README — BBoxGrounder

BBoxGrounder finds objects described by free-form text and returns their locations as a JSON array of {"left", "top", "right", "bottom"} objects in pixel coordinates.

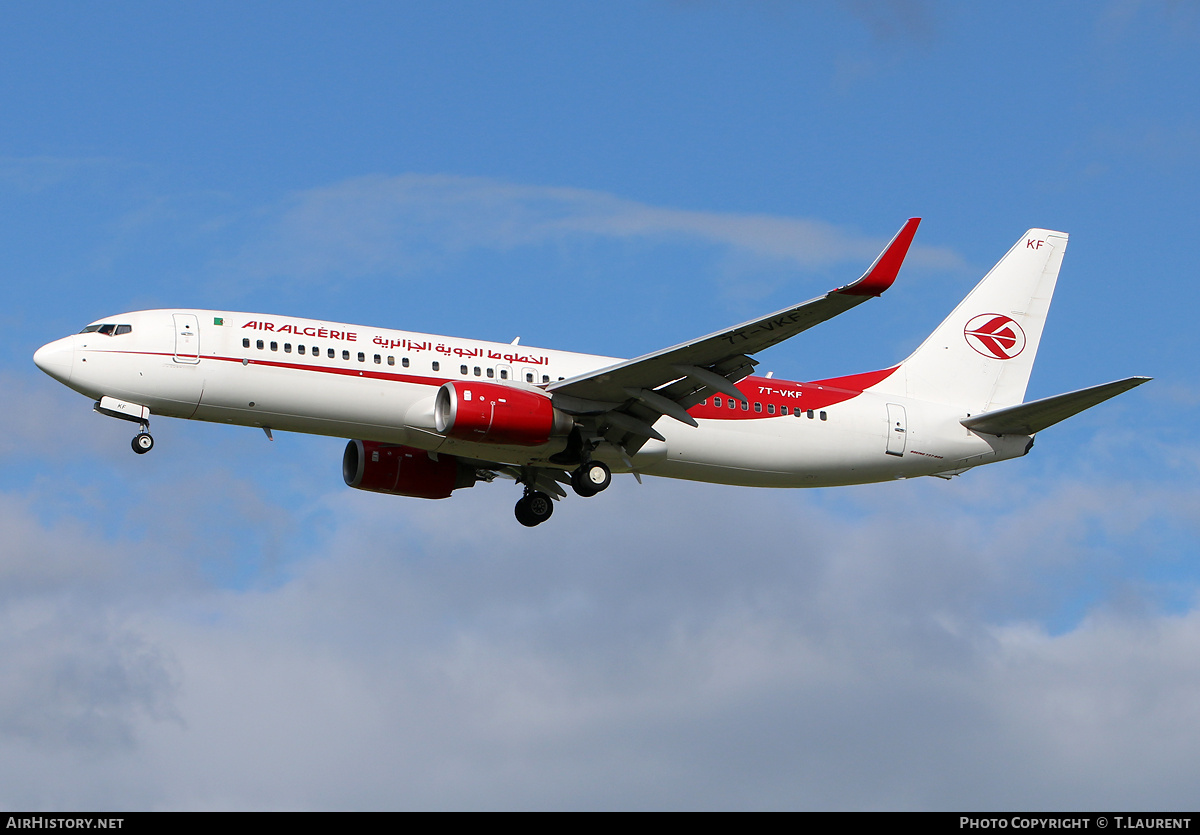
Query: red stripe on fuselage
[
  {"left": 99, "top": 349, "right": 453, "bottom": 388},
  {"left": 687, "top": 366, "right": 898, "bottom": 421}
]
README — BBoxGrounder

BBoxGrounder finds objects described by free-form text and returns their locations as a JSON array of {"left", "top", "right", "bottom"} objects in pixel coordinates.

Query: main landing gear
[
  {"left": 571, "top": 460, "right": 611, "bottom": 497},
  {"left": 515, "top": 489, "right": 554, "bottom": 527},
  {"left": 513, "top": 460, "right": 612, "bottom": 527}
]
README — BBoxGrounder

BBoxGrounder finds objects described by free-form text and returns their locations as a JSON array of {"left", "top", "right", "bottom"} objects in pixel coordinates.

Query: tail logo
[{"left": 964, "top": 314, "right": 1026, "bottom": 360}]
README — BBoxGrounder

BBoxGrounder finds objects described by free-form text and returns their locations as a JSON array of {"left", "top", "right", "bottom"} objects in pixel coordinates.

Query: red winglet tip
[{"left": 837, "top": 217, "right": 921, "bottom": 297}]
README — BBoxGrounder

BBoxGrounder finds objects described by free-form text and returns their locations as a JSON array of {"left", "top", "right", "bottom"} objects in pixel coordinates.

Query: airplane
[{"left": 33, "top": 219, "right": 1149, "bottom": 526}]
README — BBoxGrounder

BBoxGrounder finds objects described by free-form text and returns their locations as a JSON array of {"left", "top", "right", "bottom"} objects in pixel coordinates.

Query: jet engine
[
  {"left": 342, "top": 440, "right": 476, "bottom": 499},
  {"left": 434, "top": 381, "right": 573, "bottom": 446}
]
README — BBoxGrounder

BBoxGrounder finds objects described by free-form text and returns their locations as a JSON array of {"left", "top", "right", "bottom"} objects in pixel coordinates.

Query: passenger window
[
  {"left": 271, "top": 342, "right": 278, "bottom": 351},
  {"left": 387, "top": 356, "right": 395, "bottom": 366},
  {"left": 768, "top": 404, "right": 775, "bottom": 414},
  {"left": 432, "top": 361, "right": 440, "bottom": 371},
  {"left": 820, "top": 411, "right": 827, "bottom": 421},
  {"left": 342, "top": 350, "right": 350, "bottom": 360},
  {"left": 487, "top": 368, "right": 495, "bottom": 378},
  {"left": 402, "top": 357, "right": 410, "bottom": 368},
  {"left": 807, "top": 410, "right": 814, "bottom": 419},
  {"left": 257, "top": 340, "right": 264, "bottom": 350},
  {"left": 242, "top": 338, "right": 250, "bottom": 348},
  {"left": 525, "top": 373, "right": 533, "bottom": 383},
  {"left": 358, "top": 352, "right": 365, "bottom": 362},
  {"left": 741, "top": 401, "right": 749, "bottom": 411},
  {"left": 374, "top": 354, "right": 381, "bottom": 364},
  {"left": 542, "top": 375, "right": 549, "bottom": 384},
  {"left": 460, "top": 365, "right": 468, "bottom": 375},
  {"left": 500, "top": 369, "right": 508, "bottom": 379},
  {"left": 474, "top": 367, "right": 481, "bottom": 377},
  {"left": 327, "top": 348, "right": 335, "bottom": 359},
  {"left": 284, "top": 343, "right": 292, "bottom": 353},
  {"left": 298, "top": 345, "right": 306, "bottom": 355},
  {"left": 754, "top": 402, "right": 762, "bottom": 413},
  {"left": 780, "top": 405, "right": 789, "bottom": 415},
  {"left": 714, "top": 398, "right": 722, "bottom": 408}
]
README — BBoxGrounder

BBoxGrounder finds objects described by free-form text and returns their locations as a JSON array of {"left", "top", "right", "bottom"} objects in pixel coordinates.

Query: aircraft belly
[
  {"left": 650, "top": 418, "right": 878, "bottom": 486},
  {"left": 191, "top": 360, "right": 434, "bottom": 442},
  {"left": 651, "top": 408, "right": 1000, "bottom": 487}
]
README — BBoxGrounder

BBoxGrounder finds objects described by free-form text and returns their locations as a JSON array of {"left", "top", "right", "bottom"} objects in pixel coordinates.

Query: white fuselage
[{"left": 33, "top": 309, "right": 1031, "bottom": 487}]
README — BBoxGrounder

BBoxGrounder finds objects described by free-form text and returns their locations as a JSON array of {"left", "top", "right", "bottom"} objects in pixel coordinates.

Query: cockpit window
[{"left": 78, "top": 323, "right": 132, "bottom": 336}]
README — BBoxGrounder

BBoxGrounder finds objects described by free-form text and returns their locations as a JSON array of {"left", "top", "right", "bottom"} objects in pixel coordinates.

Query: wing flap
[{"left": 961, "top": 376, "right": 1151, "bottom": 436}]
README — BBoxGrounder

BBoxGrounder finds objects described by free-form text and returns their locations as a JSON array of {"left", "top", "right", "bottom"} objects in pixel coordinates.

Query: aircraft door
[
  {"left": 173, "top": 313, "right": 200, "bottom": 364},
  {"left": 886, "top": 403, "right": 907, "bottom": 457}
]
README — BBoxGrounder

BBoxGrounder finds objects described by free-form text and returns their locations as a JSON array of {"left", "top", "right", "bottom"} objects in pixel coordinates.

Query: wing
[{"left": 548, "top": 218, "right": 921, "bottom": 461}]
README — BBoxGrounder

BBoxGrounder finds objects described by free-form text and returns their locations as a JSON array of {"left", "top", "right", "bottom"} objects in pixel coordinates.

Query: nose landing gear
[
  {"left": 94, "top": 397, "right": 155, "bottom": 455},
  {"left": 131, "top": 428, "right": 154, "bottom": 454}
]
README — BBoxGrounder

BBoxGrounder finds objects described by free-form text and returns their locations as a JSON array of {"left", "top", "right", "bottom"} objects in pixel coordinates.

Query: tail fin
[{"left": 871, "top": 229, "right": 1067, "bottom": 413}]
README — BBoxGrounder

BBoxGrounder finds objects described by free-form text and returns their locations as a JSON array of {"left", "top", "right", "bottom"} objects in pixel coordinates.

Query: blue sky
[{"left": 2, "top": 1, "right": 1198, "bottom": 810}]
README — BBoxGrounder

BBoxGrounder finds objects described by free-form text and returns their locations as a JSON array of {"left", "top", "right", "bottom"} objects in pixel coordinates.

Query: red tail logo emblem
[{"left": 964, "top": 314, "right": 1026, "bottom": 360}]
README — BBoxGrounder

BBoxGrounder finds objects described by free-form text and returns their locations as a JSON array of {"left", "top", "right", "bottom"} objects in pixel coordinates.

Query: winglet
[{"left": 835, "top": 217, "right": 921, "bottom": 297}]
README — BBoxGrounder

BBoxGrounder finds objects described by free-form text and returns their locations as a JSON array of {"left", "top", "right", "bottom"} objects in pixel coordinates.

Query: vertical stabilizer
[{"left": 871, "top": 229, "right": 1067, "bottom": 413}]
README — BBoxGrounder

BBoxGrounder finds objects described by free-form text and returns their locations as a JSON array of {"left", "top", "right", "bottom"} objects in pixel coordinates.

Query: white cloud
[
  {"left": 233, "top": 174, "right": 961, "bottom": 282},
  {"left": 0, "top": 452, "right": 1197, "bottom": 809}
]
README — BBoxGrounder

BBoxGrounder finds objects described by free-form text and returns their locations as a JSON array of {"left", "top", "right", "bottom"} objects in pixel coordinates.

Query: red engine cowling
[
  {"left": 342, "top": 440, "right": 476, "bottom": 500},
  {"left": 434, "top": 381, "right": 572, "bottom": 446}
]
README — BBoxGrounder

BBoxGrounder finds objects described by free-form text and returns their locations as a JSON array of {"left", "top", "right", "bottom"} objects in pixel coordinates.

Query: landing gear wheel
[
  {"left": 515, "top": 491, "right": 554, "bottom": 527},
  {"left": 571, "top": 461, "right": 611, "bottom": 497},
  {"left": 132, "top": 433, "right": 154, "bottom": 454}
]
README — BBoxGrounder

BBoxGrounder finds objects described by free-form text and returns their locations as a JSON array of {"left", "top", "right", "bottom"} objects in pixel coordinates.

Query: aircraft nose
[{"left": 33, "top": 336, "right": 74, "bottom": 384}]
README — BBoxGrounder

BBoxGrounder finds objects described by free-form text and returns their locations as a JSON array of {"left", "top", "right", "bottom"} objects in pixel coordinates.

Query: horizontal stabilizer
[{"left": 961, "top": 376, "right": 1151, "bottom": 436}]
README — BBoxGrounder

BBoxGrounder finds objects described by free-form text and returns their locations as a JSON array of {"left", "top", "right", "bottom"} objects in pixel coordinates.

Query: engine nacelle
[
  {"left": 342, "top": 440, "right": 476, "bottom": 500},
  {"left": 434, "top": 381, "right": 573, "bottom": 446}
]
